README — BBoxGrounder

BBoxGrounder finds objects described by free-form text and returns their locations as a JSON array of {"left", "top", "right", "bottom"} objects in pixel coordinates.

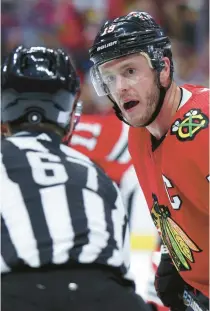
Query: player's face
[{"left": 99, "top": 53, "right": 160, "bottom": 127}]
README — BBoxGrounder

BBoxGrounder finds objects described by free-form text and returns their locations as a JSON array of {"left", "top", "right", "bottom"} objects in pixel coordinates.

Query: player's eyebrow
[{"left": 100, "top": 60, "right": 136, "bottom": 75}]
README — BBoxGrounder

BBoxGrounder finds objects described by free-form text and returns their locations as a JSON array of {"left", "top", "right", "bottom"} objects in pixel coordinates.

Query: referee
[{"left": 1, "top": 46, "right": 149, "bottom": 311}]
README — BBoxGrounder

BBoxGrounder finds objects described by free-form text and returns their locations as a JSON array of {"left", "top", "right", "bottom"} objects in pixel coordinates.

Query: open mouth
[{"left": 123, "top": 100, "right": 139, "bottom": 111}]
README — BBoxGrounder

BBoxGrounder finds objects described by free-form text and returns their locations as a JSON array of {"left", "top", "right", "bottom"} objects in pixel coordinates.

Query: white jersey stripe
[
  {"left": 107, "top": 183, "right": 125, "bottom": 267},
  {"left": 1, "top": 255, "right": 11, "bottom": 273},
  {"left": 79, "top": 189, "right": 109, "bottom": 263},
  {"left": 40, "top": 185, "right": 75, "bottom": 264},
  {"left": 1, "top": 162, "right": 40, "bottom": 268},
  {"left": 106, "top": 122, "right": 130, "bottom": 163}
]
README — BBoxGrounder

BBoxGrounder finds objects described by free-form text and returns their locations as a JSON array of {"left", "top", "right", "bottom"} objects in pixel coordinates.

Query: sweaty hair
[{"left": 8, "top": 120, "right": 65, "bottom": 137}]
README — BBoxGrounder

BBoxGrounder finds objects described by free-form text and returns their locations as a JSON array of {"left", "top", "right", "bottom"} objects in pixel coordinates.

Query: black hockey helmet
[
  {"left": 89, "top": 11, "right": 173, "bottom": 125},
  {"left": 1, "top": 45, "right": 81, "bottom": 134}
]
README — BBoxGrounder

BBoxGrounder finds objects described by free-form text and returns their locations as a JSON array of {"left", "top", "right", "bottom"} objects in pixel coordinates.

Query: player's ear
[{"left": 159, "top": 57, "right": 170, "bottom": 87}]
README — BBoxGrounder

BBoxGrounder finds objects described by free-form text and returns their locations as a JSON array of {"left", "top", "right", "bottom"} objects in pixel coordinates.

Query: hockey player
[{"left": 89, "top": 11, "right": 209, "bottom": 311}]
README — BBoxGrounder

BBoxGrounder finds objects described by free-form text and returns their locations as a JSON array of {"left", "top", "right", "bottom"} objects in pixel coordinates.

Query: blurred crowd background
[{"left": 2, "top": 0, "right": 209, "bottom": 113}]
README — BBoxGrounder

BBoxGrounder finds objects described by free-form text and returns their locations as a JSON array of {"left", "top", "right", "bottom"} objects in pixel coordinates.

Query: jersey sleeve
[{"left": 71, "top": 114, "right": 132, "bottom": 184}]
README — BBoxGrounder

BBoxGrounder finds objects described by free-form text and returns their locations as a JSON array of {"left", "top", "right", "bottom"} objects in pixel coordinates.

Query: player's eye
[{"left": 127, "top": 68, "right": 136, "bottom": 75}]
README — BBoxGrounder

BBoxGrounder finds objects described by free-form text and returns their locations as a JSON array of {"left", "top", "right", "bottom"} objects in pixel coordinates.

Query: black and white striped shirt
[{"left": 1, "top": 131, "right": 133, "bottom": 281}]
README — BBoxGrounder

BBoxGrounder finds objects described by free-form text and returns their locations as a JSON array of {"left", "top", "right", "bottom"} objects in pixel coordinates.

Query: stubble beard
[{"left": 128, "top": 83, "right": 160, "bottom": 127}]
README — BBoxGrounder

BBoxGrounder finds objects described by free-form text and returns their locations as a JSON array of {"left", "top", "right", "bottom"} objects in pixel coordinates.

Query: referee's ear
[{"left": 1, "top": 123, "right": 11, "bottom": 137}]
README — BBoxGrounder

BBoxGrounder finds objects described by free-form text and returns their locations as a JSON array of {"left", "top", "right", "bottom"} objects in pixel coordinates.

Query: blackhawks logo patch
[
  {"left": 171, "top": 109, "right": 209, "bottom": 141},
  {"left": 151, "top": 194, "right": 201, "bottom": 272}
]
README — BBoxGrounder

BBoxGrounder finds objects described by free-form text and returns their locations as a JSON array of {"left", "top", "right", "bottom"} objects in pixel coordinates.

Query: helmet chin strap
[
  {"left": 108, "top": 73, "right": 172, "bottom": 128},
  {"left": 142, "top": 75, "right": 172, "bottom": 127}
]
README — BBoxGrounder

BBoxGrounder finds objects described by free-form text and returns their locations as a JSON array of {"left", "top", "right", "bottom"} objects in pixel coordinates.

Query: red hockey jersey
[
  {"left": 70, "top": 112, "right": 132, "bottom": 184},
  {"left": 128, "top": 85, "right": 209, "bottom": 297}
]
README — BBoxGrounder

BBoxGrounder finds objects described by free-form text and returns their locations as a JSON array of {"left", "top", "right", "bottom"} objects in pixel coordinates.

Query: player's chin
[
  {"left": 123, "top": 107, "right": 150, "bottom": 127},
  {"left": 125, "top": 115, "right": 147, "bottom": 127}
]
